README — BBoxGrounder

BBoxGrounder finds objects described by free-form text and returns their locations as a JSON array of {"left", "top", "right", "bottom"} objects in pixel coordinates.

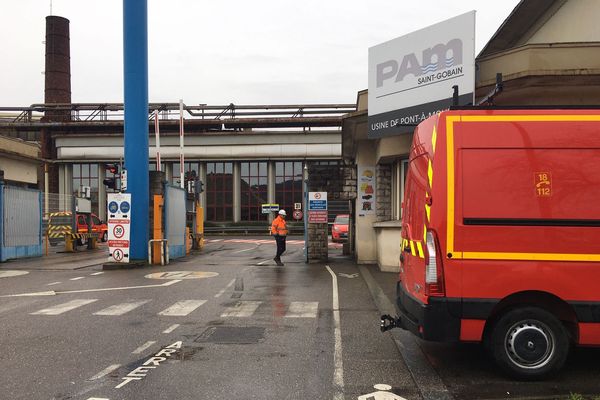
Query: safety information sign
[
  {"left": 308, "top": 192, "right": 328, "bottom": 223},
  {"left": 107, "top": 193, "right": 131, "bottom": 263}
]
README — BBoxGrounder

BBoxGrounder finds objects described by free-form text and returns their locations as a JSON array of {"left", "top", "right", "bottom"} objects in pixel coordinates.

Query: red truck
[{"left": 382, "top": 108, "right": 600, "bottom": 379}]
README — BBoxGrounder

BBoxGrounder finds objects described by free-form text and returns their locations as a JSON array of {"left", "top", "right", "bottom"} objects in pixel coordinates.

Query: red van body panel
[{"left": 398, "top": 109, "right": 600, "bottom": 346}]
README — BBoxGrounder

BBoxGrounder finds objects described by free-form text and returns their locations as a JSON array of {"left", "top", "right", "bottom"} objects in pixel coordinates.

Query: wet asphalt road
[
  {"left": 0, "top": 236, "right": 416, "bottom": 400},
  {"left": 2, "top": 236, "right": 599, "bottom": 400}
]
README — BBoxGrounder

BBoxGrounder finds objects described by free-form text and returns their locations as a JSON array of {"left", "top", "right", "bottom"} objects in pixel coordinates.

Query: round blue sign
[
  {"left": 108, "top": 201, "right": 119, "bottom": 213},
  {"left": 120, "top": 201, "right": 131, "bottom": 214}
]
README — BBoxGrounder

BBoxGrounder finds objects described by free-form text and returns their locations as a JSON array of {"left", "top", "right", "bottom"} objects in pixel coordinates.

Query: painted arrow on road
[{"left": 338, "top": 273, "right": 359, "bottom": 279}]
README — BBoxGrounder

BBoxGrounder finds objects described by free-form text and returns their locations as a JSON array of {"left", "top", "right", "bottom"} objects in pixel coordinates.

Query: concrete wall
[
  {"left": 375, "top": 222, "right": 402, "bottom": 272},
  {"left": 525, "top": 0, "right": 600, "bottom": 44},
  {"left": 354, "top": 140, "right": 377, "bottom": 264},
  {"left": 0, "top": 157, "right": 38, "bottom": 184}
]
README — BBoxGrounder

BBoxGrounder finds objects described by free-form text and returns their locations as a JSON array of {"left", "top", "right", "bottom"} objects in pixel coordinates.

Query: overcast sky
[{"left": 1, "top": 0, "right": 520, "bottom": 107}]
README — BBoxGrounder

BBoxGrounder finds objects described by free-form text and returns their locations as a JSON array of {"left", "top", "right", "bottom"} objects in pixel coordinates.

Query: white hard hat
[{"left": 278, "top": 209, "right": 287, "bottom": 216}]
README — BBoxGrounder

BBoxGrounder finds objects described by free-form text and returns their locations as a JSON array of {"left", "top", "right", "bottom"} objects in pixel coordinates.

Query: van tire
[
  {"left": 101, "top": 232, "right": 108, "bottom": 242},
  {"left": 489, "top": 307, "right": 569, "bottom": 380}
]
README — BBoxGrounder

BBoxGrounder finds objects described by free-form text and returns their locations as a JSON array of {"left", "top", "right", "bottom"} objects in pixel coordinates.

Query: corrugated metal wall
[
  {"left": 0, "top": 184, "right": 42, "bottom": 261},
  {"left": 165, "top": 185, "right": 186, "bottom": 259}
]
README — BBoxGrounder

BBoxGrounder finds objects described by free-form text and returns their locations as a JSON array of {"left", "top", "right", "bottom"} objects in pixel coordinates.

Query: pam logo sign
[
  {"left": 368, "top": 11, "right": 475, "bottom": 138},
  {"left": 376, "top": 38, "right": 463, "bottom": 87}
]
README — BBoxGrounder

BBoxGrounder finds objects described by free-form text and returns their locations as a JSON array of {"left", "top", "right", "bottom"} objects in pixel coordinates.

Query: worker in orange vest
[{"left": 271, "top": 209, "right": 288, "bottom": 266}]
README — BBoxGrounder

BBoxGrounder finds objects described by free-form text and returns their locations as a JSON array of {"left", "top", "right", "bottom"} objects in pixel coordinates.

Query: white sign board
[
  {"left": 358, "top": 166, "right": 376, "bottom": 216},
  {"left": 107, "top": 193, "right": 131, "bottom": 263},
  {"left": 368, "top": 11, "right": 475, "bottom": 138},
  {"left": 308, "top": 192, "right": 328, "bottom": 223}
]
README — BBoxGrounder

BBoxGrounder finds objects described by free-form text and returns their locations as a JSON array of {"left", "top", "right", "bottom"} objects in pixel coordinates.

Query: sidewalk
[{"left": 0, "top": 246, "right": 109, "bottom": 271}]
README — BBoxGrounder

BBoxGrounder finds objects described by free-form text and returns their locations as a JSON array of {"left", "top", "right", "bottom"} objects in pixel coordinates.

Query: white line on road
[
  {"left": 233, "top": 247, "right": 256, "bottom": 254},
  {"left": 90, "top": 272, "right": 104, "bottom": 276},
  {"left": 70, "top": 277, "right": 85, "bottom": 281},
  {"left": 256, "top": 259, "right": 270, "bottom": 266},
  {"left": 87, "top": 397, "right": 110, "bottom": 400},
  {"left": 163, "top": 324, "right": 180, "bottom": 333},
  {"left": 89, "top": 364, "right": 120, "bottom": 381},
  {"left": 285, "top": 301, "right": 319, "bottom": 318},
  {"left": 325, "top": 265, "right": 344, "bottom": 400},
  {"left": 158, "top": 300, "right": 207, "bottom": 316},
  {"left": 214, "top": 279, "right": 236, "bottom": 298},
  {"left": 1, "top": 280, "right": 182, "bottom": 298},
  {"left": 47, "top": 282, "right": 62, "bottom": 286},
  {"left": 31, "top": 299, "right": 98, "bottom": 315},
  {"left": 131, "top": 341, "right": 156, "bottom": 354},
  {"left": 221, "top": 301, "right": 262, "bottom": 317},
  {"left": 94, "top": 300, "right": 150, "bottom": 316}
]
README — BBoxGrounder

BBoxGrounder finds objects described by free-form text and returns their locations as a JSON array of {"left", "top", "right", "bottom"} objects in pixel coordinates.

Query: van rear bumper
[{"left": 396, "top": 281, "right": 461, "bottom": 342}]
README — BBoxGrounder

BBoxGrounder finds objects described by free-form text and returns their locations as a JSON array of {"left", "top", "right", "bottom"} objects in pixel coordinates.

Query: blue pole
[{"left": 123, "top": 0, "right": 149, "bottom": 260}]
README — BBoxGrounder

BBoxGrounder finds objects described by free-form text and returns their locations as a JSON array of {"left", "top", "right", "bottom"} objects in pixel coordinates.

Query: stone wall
[
  {"left": 306, "top": 161, "right": 357, "bottom": 262},
  {"left": 376, "top": 164, "right": 392, "bottom": 222}
]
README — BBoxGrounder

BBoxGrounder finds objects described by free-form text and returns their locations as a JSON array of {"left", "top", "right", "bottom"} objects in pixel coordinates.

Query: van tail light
[{"left": 425, "top": 230, "right": 445, "bottom": 297}]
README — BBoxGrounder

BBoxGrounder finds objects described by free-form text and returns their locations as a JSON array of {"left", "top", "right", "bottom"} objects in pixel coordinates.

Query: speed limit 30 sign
[{"left": 107, "top": 193, "right": 131, "bottom": 263}]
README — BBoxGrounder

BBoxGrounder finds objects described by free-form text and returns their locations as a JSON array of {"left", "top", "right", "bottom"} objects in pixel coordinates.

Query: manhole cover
[{"left": 195, "top": 326, "right": 265, "bottom": 344}]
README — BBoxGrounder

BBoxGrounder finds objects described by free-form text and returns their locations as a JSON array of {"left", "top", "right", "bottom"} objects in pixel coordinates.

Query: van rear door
[{"left": 401, "top": 128, "right": 430, "bottom": 304}]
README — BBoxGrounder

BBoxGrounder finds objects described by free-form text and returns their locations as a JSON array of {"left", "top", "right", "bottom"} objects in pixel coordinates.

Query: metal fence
[
  {"left": 0, "top": 183, "right": 42, "bottom": 261},
  {"left": 165, "top": 185, "right": 186, "bottom": 259}
]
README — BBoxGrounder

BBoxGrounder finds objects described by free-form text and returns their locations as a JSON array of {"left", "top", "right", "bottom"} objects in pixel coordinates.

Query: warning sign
[{"left": 108, "top": 193, "right": 131, "bottom": 263}]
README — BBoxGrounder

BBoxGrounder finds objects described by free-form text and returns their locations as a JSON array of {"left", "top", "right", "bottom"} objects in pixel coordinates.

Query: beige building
[
  {"left": 0, "top": 134, "right": 41, "bottom": 187},
  {"left": 343, "top": 0, "right": 600, "bottom": 271}
]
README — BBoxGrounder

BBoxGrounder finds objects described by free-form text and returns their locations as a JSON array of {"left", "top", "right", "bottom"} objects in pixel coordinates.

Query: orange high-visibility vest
[{"left": 271, "top": 215, "right": 288, "bottom": 236}]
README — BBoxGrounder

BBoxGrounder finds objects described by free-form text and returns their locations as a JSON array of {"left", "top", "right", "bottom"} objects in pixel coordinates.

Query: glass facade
[
  {"left": 206, "top": 162, "right": 233, "bottom": 221},
  {"left": 72, "top": 163, "right": 99, "bottom": 212},
  {"left": 275, "top": 161, "right": 303, "bottom": 215},
  {"left": 240, "top": 161, "right": 268, "bottom": 221}
]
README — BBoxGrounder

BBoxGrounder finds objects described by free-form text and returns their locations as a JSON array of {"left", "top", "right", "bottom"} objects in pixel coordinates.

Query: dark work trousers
[{"left": 275, "top": 235, "right": 287, "bottom": 258}]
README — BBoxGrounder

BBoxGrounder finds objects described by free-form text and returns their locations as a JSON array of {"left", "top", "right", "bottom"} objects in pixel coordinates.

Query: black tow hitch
[{"left": 380, "top": 314, "right": 402, "bottom": 332}]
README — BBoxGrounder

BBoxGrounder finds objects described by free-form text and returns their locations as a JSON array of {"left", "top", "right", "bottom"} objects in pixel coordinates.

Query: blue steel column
[{"left": 123, "top": 0, "right": 149, "bottom": 260}]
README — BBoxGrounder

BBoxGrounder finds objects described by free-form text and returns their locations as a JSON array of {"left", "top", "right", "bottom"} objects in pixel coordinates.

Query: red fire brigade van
[{"left": 382, "top": 108, "right": 600, "bottom": 379}]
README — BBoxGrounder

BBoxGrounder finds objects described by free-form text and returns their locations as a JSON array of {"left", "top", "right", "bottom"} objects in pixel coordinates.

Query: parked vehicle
[
  {"left": 76, "top": 213, "right": 108, "bottom": 242},
  {"left": 381, "top": 108, "right": 600, "bottom": 379},
  {"left": 332, "top": 214, "right": 349, "bottom": 242}
]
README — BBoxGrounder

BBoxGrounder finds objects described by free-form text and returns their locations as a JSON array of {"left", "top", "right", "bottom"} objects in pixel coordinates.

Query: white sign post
[
  {"left": 368, "top": 11, "right": 475, "bottom": 138},
  {"left": 107, "top": 193, "right": 131, "bottom": 263},
  {"left": 308, "top": 192, "right": 328, "bottom": 223}
]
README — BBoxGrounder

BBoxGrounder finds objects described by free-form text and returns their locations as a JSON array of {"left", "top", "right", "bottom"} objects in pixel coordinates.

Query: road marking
[
  {"left": 47, "top": 282, "right": 62, "bottom": 286},
  {"left": 162, "top": 324, "right": 180, "bottom": 333},
  {"left": 1, "top": 280, "right": 182, "bottom": 297},
  {"left": 158, "top": 300, "right": 207, "bottom": 316},
  {"left": 31, "top": 299, "right": 98, "bottom": 315},
  {"left": 338, "top": 273, "right": 359, "bottom": 279},
  {"left": 214, "top": 279, "right": 236, "bottom": 298},
  {"left": 132, "top": 340, "right": 157, "bottom": 354},
  {"left": 285, "top": 301, "right": 319, "bottom": 318},
  {"left": 90, "top": 272, "right": 104, "bottom": 276},
  {"left": 94, "top": 300, "right": 150, "bottom": 316},
  {"left": 325, "top": 265, "right": 344, "bottom": 400},
  {"left": 89, "top": 364, "right": 120, "bottom": 381},
  {"left": 87, "top": 397, "right": 110, "bottom": 400},
  {"left": 233, "top": 247, "right": 256, "bottom": 254},
  {"left": 256, "top": 259, "right": 270, "bottom": 266},
  {"left": 0, "top": 270, "right": 29, "bottom": 279},
  {"left": 70, "top": 277, "right": 85, "bottom": 281},
  {"left": 145, "top": 271, "right": 218, "bottom": 280},
  {"left": 221, "top": 301, "right": 262, "bottom": 317},
  {"left": 116, "top": 341, "right": 182, "bottom": 389}
]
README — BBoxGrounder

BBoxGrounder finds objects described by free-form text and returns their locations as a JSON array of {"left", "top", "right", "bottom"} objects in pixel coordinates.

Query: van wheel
[
  {"left": 101, "top": 232, "right": 108, "bottom": 242},
  {"left": 78, "top": 237, "right": 88, "bottom": 246},
  {"left": 489, "top": 307, "right": 569, "bottom": 380}
]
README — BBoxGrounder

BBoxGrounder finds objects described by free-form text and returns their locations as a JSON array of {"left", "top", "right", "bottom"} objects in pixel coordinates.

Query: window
[
  {"left": 240, "top": 162, "right": 268, "bottom": 221},
  {"left": 206, "top": 162, "right": 233, "bottom": 221},
  {"left": 275, "top": 161, "right": 303, "bottom": 215},
  {"left": 172, "top": 162, "right": 200, "bottom": 186},
  {"left": 392, "top": 159, "right": 409, "bottom": 220},
  {"left": 73, "top": 163, "right": 99, "bottom": 213}
]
